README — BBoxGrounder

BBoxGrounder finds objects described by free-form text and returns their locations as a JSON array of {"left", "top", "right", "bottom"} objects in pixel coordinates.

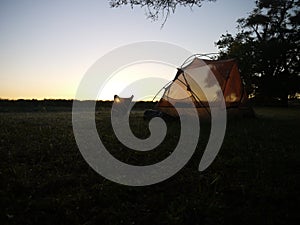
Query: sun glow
[{"left": 97, "top": 62, "right": 176, "bottom": 101}]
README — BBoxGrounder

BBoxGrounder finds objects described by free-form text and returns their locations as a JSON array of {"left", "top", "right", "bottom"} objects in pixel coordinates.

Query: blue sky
[{"left": 0, "top": 0, "right": 256, "bottom": 100}]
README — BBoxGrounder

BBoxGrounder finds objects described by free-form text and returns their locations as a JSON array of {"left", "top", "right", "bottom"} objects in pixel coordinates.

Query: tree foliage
[
  {"left": 216, "top": 0, "right": 300, "bottom": 105},
  {"left": 109, "top": 0, "right": 215, "bottom": 26}
]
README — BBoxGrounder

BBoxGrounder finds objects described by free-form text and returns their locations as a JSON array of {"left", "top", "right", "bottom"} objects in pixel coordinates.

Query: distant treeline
[
  {"left": 0, "top": 99, "right": 156, "bottom": 112},
  {"left": 1, "top": 98, "right": 299, "bottom": 113}
]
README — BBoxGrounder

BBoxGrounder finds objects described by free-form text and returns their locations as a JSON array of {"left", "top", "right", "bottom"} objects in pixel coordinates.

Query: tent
[{"left": 145, "top": 55, "right": 254, "bottom": 120}]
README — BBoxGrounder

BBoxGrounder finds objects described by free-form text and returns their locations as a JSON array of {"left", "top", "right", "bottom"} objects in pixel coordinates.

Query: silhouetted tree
[
  {"left": 216, "top": 0, "right": 300, "bottom": 106},
  {"left": 109, "top": 0, "right": 216, "bottom": 26}
]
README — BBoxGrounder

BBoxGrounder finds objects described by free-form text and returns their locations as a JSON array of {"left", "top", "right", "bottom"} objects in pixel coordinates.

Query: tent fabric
[{"left": 155, "top": 57, "right": 252, "bottom": 118}]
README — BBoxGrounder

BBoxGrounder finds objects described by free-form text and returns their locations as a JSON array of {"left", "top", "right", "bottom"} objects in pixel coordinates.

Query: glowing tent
[{"left": 146, "top": 55, "right": 253, "bottom": 119}]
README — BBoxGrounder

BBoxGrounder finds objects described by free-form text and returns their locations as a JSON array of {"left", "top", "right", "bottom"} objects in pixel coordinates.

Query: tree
[
  {"left": 216, "top": 0, "right": 300, "bottom": 106},
  {"left": 109, "top": 0, "right": 216, "bottom": 26}
]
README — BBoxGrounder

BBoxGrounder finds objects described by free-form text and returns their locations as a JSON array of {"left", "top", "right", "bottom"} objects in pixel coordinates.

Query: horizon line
[{"left": 0, "top": 98, "right": 157, "bottom": 102}]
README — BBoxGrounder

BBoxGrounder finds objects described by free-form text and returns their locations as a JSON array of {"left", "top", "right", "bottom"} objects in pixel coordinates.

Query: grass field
[{"left": 0, "top": 106, "right": 299, "bottom": 225}]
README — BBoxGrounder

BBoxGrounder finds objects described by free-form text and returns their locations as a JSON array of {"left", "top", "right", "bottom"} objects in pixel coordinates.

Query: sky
[{"left": 0, "top": 0, "right": 256, "bottom": 100}]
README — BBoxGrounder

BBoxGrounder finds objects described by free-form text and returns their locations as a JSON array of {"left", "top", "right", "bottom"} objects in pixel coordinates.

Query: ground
[{"left": 0, "top": 106, "right": 299, "bottom": 225}]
